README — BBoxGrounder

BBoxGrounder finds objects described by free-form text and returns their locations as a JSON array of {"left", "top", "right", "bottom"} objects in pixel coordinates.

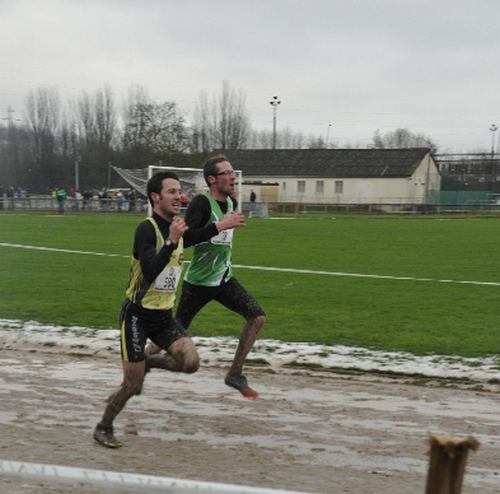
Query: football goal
[{"left": 112, "top": 165, "right": 242, "bottom": 216}]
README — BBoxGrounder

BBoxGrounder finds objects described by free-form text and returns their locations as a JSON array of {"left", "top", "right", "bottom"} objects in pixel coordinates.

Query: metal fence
[
  {"left": 3, "top": 194, "right": 500, "bottom": 216},
  {"left": 0, "top": 195, "right": 148, "bottom": 213}
]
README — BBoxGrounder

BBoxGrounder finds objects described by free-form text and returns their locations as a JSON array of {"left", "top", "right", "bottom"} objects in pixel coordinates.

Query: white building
[{"left": 221, "top": 148, "right": 441, "bottom": 209}]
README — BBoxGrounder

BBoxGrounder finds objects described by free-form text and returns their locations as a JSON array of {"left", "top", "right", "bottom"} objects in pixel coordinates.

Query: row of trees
[{"left": 0, "top": 80, "right": 439, "bottom": 194}]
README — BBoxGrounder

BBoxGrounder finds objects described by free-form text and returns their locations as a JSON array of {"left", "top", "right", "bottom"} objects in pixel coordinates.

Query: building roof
[{"left": 217, "top": 148, "right": 432, "bottom": 179}]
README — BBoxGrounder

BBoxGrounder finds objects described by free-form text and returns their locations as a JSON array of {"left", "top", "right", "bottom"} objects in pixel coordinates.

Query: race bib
[
  {"left": 154, "top": 266, "right": 182, "bottom": 292},
  {"left": 211, "top": 228, "right": 233, "bottom": 246}
]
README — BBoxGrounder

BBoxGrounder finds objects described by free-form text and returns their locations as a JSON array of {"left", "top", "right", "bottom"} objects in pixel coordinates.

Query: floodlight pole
[
  {"left": 74, "top": 157, "right": 81, "bottom": 192},
  {"left": 490, "top": 125, "right": 497, "bottom": 194},
  {"left": 490, "top": 124, "right": 497, "bottom": 160},
  {"left": 106, "top": 162, "right": 111, "bottom": 225},
  {"left": 270, "top": 96, "right": 281, "bottom": 149}
]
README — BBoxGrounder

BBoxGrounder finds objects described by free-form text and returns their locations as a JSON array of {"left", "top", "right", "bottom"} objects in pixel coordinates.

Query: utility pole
[{"left": 270, "top": 96, "right": 280, "bottom": 149}]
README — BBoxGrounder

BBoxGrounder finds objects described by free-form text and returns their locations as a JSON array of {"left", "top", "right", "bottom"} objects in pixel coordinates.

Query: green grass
[{"left": 1, "top": 211, "right": 500, "bottom": 358}]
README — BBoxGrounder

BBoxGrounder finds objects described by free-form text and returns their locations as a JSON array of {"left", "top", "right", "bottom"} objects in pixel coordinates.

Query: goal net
[{"left": 111, "top": 165, "right": 242, "bottom": 216}]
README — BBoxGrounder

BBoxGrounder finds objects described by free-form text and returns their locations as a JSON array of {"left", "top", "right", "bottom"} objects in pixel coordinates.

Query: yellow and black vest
[{"left": 125, "top": 217, "right": 183, "bottom": 310}]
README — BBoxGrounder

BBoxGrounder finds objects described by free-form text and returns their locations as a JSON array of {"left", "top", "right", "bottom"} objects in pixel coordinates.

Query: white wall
[{"left": 243, "top": 154, "right": 441, "bottom": 204}]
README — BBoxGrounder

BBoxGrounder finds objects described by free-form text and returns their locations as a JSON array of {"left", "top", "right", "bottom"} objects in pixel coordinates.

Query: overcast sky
[{"left": 2, "top": 0, "right": 500, "bottom": 153}]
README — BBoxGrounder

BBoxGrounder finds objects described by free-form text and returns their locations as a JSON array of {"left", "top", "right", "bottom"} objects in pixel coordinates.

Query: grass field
[{"left": 1, "top": 211, "right": 500, "bottom": 358}]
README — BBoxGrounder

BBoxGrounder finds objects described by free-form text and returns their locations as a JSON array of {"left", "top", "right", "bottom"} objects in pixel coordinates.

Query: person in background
[
  {"left": 249, "top": 189, "right": 256, "bottom": 217},
  {"left": 70, "top": 188, "right": 79, "bottom": 212},
  {"left": 116, "top": 190, "right": 125, "bottom": 212},
  {"left": 7, "top": 187, "right": 15, "bottom": 210},
  {"left": 93, "top": 171, "right": 199, "bottom": 449},
  {"left": 82, "top": 190, "right": 92, "bottom": 211},
  {"left": 128, "top": 189, "right": 137, "bottom": 212},
  {"left": 56, "top": 187, "right": 67, "bottom": 215}
]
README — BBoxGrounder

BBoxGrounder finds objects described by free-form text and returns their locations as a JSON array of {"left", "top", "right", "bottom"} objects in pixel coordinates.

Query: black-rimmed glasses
[{"left": 215, "top": 170, "right": 235, "bottom": 177}]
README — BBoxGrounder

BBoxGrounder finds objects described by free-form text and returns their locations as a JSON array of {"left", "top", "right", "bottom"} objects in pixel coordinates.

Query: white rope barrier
[{"left": 0, "top": 459, "right": 317, "bottom": 494}]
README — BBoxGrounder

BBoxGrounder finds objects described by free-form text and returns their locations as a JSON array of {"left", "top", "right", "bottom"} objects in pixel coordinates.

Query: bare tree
[
  {"left": 123, "top": 94, "right": 189, "bottom": 164},
  {"left": 216, "top": 80, "right": 250, "bottom": 149},
  {"left": 191, "top": 81, "right": 251, "bottom": 151},
  {"left": 122, "top": 84, "right": 150, "bottom": 151},
  {"left": 72, "top": 86, "right": 117, "bottom": 187},
  {"left": 247, "top": 127, "right": 308, "bottom": 149},
  {"left": 372, "top": 128, "right": 438, "bottom": 153},
  {"left": 77, "top": 85, "right": 116, "bottom": 150},
  {"left": 308, "top": 135, "right": 326, "bottom": 149},
  {"left": 248, "top": 129, "right": 273, "bottom": 149},
  {"left": 190, "top": 90, "right": 214, "bottom": 153},
  {"left": 25, "top": 86, "right": 62, "bottom": 190},
  {"left": 0, "top": 118, "right": 31, "bottom": 190}
]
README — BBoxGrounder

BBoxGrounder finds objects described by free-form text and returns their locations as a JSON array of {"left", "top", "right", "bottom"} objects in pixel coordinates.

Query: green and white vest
[{"left": 184, "top": 193, "right": 233, "bottom": 287}]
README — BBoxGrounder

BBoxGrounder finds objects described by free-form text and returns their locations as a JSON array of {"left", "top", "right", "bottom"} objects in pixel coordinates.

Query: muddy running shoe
[
  {"left": 224, "top": 374, "right": 259, "bottom": 399},
  {"left": 93, "top": 423, "right": 123, "bottom": 449}
]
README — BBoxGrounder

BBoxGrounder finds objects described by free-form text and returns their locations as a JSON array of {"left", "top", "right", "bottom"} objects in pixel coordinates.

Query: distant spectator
[
  {"left": 75, "top": 190, "right": 82, "bottom": 210},
  {"left": 249, "top": 189, "right": 256, "bottom": 217},
  {"left": 82, "top": 190, "right": 92, "bottom": 211},
  {"left": 128, "top": 189, "right": 136, "bottom": 212},
  {"left": 180, "top": 192, "right": 189, "bottom": 210},
  {"left": 0, "top": 185, "right": 4, "bottom": 210},
  {"left": 70, "top": 188, "right": 79, "bottom": 212},
  {"left": 116, "top": 190, "right": 125, "bottom": 212},
  {"left": 7, "top": 186, "right": 15, "bottom": 210},
  {"left": 99, "top": 189, "right": 109, "bottom": 212},
  {"left": 56, "top": 187, "right": 67, "bottom": 215}
]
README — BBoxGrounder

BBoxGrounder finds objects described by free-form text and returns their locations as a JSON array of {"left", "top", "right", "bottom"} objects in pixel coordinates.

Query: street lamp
[
  {"left": 491, "top": 125, "right": 498, "bottom": 193},
  {"left": 490, "top": 124, "right": 497, "bottom": 159},
  {"left": 326, "top": 121, "right": 332, "bottom": 148},
  {"left": 270, "top": 96, "right": 280, "bottom": 149},
  {"left": 75, "top": 157, "right": 81, "bottom": 192}
]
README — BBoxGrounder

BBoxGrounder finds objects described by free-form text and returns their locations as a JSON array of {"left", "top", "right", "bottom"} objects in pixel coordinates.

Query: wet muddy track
[{"left": 1, "top": 350, "right": 499, "bottom": 494}]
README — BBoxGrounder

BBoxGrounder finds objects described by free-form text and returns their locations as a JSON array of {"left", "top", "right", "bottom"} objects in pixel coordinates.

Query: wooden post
[{"left": 426, "top": 433, "right": 479, "bottom": 494}]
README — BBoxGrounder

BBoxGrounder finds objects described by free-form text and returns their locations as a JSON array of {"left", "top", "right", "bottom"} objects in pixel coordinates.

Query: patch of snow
[{"left": 0, "top": 318, "right": 499, "bottom": 382}]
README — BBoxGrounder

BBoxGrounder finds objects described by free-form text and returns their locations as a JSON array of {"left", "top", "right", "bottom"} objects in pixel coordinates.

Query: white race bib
[
  {"left": 154, "top": 266, "right": 182, "bottom": 292},
  {"left": 211, "top": 228, "right": 233, "bottom": 246}
]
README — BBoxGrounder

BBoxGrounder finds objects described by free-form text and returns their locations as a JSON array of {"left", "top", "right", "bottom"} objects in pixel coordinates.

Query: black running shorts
[
  {"left": 119, "top": 299, "right": 189, "bottom": 362},
  {"left": 176, "top": 277, "right": 266, "bottom": 330}
]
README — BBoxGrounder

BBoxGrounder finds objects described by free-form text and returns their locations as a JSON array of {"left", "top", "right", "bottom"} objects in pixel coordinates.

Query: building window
[
  {"left": 334, "top": 180, "right": 343, "bottom": 194},
  {"left": 282, "top": 182, "right": 287, "bottom": 190},
  {"left": 316, "top": 181, "right": 324, "bottom": 193},
  {"left": 297, "top": 181, "right": 306, "bottom": 193}
]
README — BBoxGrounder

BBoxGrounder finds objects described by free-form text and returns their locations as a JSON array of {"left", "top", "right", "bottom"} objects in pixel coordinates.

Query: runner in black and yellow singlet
[{"left": 93, "top": 171, "right": 199, "bottom": 449}]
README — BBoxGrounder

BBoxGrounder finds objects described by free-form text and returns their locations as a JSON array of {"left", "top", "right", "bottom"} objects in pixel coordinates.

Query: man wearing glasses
[{"left": 147, "top": 154, "right": 266, "bottom": 398}]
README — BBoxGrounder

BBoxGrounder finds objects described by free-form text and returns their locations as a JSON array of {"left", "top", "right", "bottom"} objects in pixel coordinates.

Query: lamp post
[
  {"left": 270, "top": 96, "right": 280, "bottom": 149},
  {"left": 491, "top": 125, "right": 498, "bottom": 194},
  {"left": 326, "top": 121, "right": 332, "bottom": 148},
  {"left": 490, "top": 124, "right": 497, "bottom": 159},
  {"left": 75, "top": 157, "right": 81, "bottom": 192}
]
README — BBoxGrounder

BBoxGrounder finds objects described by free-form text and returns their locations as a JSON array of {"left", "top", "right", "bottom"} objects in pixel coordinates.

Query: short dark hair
[
  {"left": 203, "top": 154, "right": 229, "bottom": 186},
  {"left": 147, "top": 171, "right": 180, "bottom": 207}
]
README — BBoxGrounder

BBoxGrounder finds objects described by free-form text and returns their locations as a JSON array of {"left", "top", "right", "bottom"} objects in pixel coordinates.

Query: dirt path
[{"left": 0, "top": 349, "right": 499, "bottom": 494}]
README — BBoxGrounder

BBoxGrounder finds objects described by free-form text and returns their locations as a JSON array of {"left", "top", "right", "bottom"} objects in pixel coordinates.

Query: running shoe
[
  {"left": 224, "top": 374, "right": 259, "bottom": 399},
  {"left": 93, "top": 423, "right": 123, "bottom": 448}
]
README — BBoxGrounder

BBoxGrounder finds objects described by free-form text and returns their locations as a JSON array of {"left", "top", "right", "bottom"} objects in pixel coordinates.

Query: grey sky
[{"left": 2, "top": 0, "right": 500, "bottom": 152}]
